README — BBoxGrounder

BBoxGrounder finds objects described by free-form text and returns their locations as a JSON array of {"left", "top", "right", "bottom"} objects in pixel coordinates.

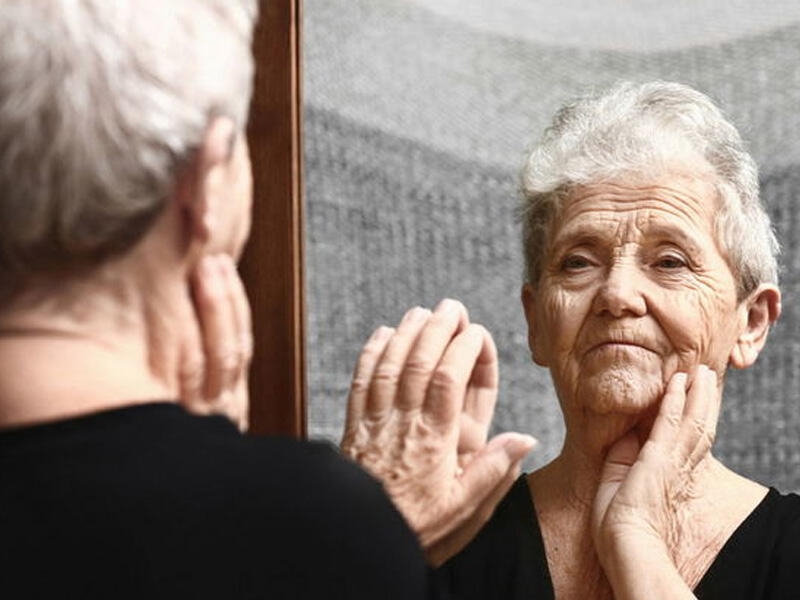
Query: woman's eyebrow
[
  {"left": 551, "top": 221, "right": 706, "bottom": 254},
  {"left": 549, "top": 227, "right": 607, "bottom": 253},
  {"left": 644, "top": 223, "right": 705, "bottom": 253}
]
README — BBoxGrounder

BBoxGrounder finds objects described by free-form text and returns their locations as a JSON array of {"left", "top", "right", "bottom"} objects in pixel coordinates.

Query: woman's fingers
[
  {"left": 341, "top": 301, "right": 540, "bottom": 556},
  {"left": 179, "top": 254, "right": 252, "bottom": 429},
  {"left": 458, "top": 433, "right": 536, "bottom": 502},
  {"left": 178, "top": 310, "right": 205, "bottom": 408},
  {"left": 593, "top": 364, "right": 722, "bottom": 574},
  {"left": 458, "top": 326, "right": 498, "bottom": 452},
  {"left": 395, "top": 299, "right": 469, "bottom": 412},
  {"left": 427, "top": 440, "right": 530, "bottom": 566},
  {"left": 193, "top": 255, "right": 240, "bottom": 399},
  {"left": 366, "top": 306, "right": 431, "bottom": 414},
  {"left": 423, "top": 323, "right": 490, "bottom": 427},
  {"left": 681, "top": 365, "right": 720, "bottom": 468},
  {"left": 593, "top": 431, "right": 642, "bottom": 540},
  {"left": 220, "top": 256, "right": 253, "bottom": 429},
  {"left": 423, "top": 432, "right": 536, "bottom": 558},
  {"left": 353, "top": 299, "right": 470, "bottom": 419},
  {"left": 645, "top": 366, "right": 720, "bottom": 467},
  {"left": 648, "top": 371, "right": 688, "bottom": 446},
  {"left": 222, "top": 255, "right": 254, "bottom": 376},
  {"left": 347, "top": 299, "right": 467, "bottom": 426},
  {"left": 344, "top": 325, "right": 395, "bottom": 433}
]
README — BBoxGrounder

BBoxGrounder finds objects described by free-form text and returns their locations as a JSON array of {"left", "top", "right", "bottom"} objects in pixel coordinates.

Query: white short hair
[
  {"left": 0, "top": 0, "right": 256, "bottom": 297},
  {"left": 520, "top": 81, "right": 779, "bottom": 298}
]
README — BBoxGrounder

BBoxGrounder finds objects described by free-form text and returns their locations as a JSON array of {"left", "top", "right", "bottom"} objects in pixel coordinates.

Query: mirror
[{"left": 302, "top": 0, "right": 800, "bottom": 488}]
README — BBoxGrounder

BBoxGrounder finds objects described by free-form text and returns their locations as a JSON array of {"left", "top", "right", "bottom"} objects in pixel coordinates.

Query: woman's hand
[
  {"left": 341, "top": 299, "right": 537, "bottom": 566},
  {"left": 179, "top": 254, "right": 253, "bottom": 430},
  {"left": 591, "top": 366, "right": 720, "bottom": 600}
]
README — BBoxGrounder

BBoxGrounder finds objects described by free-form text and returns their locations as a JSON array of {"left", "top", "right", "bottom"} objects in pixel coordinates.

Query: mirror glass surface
[{"left": 304, "top": 0, "right": 800, "bottom": 488}]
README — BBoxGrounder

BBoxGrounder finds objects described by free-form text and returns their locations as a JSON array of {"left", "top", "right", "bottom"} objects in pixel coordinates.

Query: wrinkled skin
[
  {"left": 591, "top": 367, "right": 721, "bottom": 599},
  {"left": 180, "top": 253, "right": 252, "bottom": 431},
  {"left": 522, "top": 168, "right": 780, "bottom": 598},
  {"left": 524, "top": 171, "right": 767, "bottom": 445},
  {"left": 341, "top": 300, "right": 537, "bottom": 565}
]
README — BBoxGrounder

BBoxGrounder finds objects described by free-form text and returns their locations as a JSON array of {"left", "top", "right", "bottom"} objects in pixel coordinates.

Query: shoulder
[
  {"left": 197, "top": 420, "right": 433, "bottom": 599},
  {"left": 697, "top": 487, "right": 800, "bottom": 599},
  {"left": 765, "top": 489, "right": 800, "bottom": 593},
  {"left": 0, "top": 404, "right": 431, "bottom": 599},
  {"left": 746, "top": 487, "right": 800, "bottom": 554},
  {"left": 240, "top": 436, "right": 432, "bottom": 598},
  {"left": 140, "top": 411, "right": 427, "bottom": 569}
]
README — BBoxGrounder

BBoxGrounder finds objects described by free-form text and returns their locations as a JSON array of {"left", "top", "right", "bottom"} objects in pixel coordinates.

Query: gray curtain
[{"left": 303, "top": 0, "right": 800, "bottom": 491}]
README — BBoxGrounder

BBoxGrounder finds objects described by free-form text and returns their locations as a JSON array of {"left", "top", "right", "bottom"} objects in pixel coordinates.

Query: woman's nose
[{"left": 591, "top": 261, "right": 647, "bottom": 317}]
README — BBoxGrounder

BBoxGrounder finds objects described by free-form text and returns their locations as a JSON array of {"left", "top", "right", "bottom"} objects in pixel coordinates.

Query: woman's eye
[
  {"left": 654, "top": 254, "right": 687, "bottom": 270},
  {"left": 560, "top": 255, "right": 592, "bottom": 271}
]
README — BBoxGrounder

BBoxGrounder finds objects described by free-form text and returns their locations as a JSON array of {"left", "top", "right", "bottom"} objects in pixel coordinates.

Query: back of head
[
  {"left": 520, "top": 81, "right": 779, "bottom": 298},
  {"left": 0, "top": 0, "right": 257, "bottom": 301}
]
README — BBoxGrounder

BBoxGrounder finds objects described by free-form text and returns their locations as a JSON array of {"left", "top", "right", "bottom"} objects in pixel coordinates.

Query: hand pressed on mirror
[
  {"left": 592, "top": 366, "right": 720, "bottom": 600},
  {"left": 179, "top": 254, "right": 253, "bottom": 431},
  {"left": 341, "top": 299, "right": 537, "bottom": 566}
]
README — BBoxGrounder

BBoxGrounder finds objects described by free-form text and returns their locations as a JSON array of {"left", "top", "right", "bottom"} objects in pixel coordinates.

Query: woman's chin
[{"left": 576, "top": 367, "right": 663, "bottom": 415}]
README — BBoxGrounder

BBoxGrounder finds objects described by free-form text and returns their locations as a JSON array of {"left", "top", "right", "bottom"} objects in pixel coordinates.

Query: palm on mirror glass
[{"left": 341, "top": 299, "right": 537, "bottom": 565}]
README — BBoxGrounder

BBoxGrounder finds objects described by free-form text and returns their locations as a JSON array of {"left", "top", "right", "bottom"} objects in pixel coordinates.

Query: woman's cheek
[{"left": 661, "top": 354, "right": 689, "bottom": 388}]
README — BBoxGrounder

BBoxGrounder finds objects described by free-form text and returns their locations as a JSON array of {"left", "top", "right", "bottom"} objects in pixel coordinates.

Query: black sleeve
[
  {"left": 767, "top": 509, "right": 800, "bottom": 599},
  {"left": 247, "top": 438, "right": 437, "bottom": 599}
]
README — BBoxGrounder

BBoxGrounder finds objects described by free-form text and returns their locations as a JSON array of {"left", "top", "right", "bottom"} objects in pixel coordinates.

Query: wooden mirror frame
[{"left": 240, "top": 0, "right": 306, "bottom": 438}]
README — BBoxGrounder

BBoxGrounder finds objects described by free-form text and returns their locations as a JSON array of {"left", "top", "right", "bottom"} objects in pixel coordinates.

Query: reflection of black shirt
[
  {"left": 435, "top": 474, "right": 800, "bottom": 599},
  {"left": 0, "top": 403, "right": 432, "bottom": 599}
]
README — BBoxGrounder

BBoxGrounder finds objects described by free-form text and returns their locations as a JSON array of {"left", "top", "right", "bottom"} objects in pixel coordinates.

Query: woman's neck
[
  {"left": 534, "top": 409, "right": 656, "bottom": 506},
  {"left": 528, "top": 406, "right": 768, "bottom": 596},
  {"left": 0, "top": 333, "right": 171, "bottom": 427},
  {"left": 0, "top": 252, "right": 193, "bottom": 428}
]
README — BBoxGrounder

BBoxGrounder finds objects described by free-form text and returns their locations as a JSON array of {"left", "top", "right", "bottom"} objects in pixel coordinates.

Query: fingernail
[
  {"left": 401, "top": 306, "right": 429, "bottom": 325},
  {"left": 434, "top": 298, "right": 460, "bottom": 316}
]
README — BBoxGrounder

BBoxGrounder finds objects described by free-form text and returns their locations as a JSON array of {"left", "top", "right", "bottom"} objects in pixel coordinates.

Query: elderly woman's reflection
[{"left": 437, "top": 81, "right": 800, "bottom": 599}]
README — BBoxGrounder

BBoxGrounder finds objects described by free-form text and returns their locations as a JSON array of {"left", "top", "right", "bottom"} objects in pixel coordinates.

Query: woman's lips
[{"left": 588, "top": 341, "right": 657, "bottom": 354}]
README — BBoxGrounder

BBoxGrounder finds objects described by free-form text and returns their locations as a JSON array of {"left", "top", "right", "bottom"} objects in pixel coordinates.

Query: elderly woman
[
  {"left": 0, "top": 1, "right": 534, "bottom": 597},
  {"left": 436, "top": 81, "right": 800, "bottom": 599}
]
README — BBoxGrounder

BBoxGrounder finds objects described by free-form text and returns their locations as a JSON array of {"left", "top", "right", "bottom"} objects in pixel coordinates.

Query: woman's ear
[
  {"left": 521, "top": 283, "right": 548, "bottom": 366},
  {"left": 175, "top": 117, "right": 237, "bottom": 249},
  {"left": 729, "top": 284, "right": 781, "bottom": 369}
]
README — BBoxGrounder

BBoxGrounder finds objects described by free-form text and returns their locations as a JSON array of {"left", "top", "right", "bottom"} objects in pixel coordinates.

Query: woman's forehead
[
  {"left": 561, "top": 176, "right": 716, "bottom": 224},
  {"left": 548, "top": 176, "right": 721, "bottom": 252}
]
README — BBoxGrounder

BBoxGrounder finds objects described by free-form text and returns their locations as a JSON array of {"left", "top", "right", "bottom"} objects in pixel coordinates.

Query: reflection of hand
[
  {"left": 341, "top": 299, "right": 537, "bottom": 566},
  {"left": 179, "top": 255, "right": 253, "bottom": 431},
  {"left": 591, "top": 366, "right": 720, "bottom": 600}
]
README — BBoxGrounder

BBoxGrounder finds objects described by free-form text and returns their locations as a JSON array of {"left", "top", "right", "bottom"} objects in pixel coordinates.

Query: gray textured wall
[{"left": 303, "top": 0, "right": 800, "bottom": 490}]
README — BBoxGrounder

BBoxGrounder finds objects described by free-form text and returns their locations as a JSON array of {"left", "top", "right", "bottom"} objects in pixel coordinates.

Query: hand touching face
[{"left": 179, "top": 254, "right": 252, "bottom": 430}]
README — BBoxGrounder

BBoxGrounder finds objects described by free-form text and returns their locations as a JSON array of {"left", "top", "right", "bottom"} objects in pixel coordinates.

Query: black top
[
  {"left": 436, "top": 474, "right": 800, "bottom": 599},
  {"left": 0, "top": 403, "right": 433, "bottom": 599}
]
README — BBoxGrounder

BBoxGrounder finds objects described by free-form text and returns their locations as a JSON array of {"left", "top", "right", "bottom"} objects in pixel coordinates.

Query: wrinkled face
[{"left": 523, "top": 172, "right": 747, "bottom": 415}]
